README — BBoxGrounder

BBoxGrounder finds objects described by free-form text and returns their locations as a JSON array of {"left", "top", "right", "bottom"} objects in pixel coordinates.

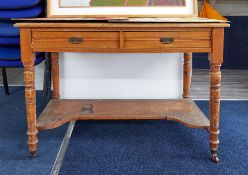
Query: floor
[
  {"left": 1, "top": 68, "right": 248, "bottom": 100},
  {"left": 0, "top": 68, "right": 23, "bottom": 86},
  {"left": 59, "top": 101, "right": 248, "bottom": 175},
  {"left": 0, "top": 86, "right": 67, "bottom": 175},
  {"left": 191, "top": 69, "right": 248, "bottom": 100}
]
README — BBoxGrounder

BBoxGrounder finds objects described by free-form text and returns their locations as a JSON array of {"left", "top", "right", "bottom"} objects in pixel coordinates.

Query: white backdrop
[{"left": 59, "top": 53, "right": 183, "bottom": 99}]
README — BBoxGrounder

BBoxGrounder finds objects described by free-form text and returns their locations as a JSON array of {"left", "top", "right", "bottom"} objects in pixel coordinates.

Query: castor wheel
[
  {"left": 30, "top": 151, "right": 37, "bottom": 158},
  {"left": 211, "top": 151, "right": 220, "bottom": 163}
]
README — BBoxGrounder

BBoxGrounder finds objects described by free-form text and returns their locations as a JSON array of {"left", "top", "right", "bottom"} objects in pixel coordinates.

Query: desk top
[{"left": 14, "top": 17, "right": 230, "bottom": 28}]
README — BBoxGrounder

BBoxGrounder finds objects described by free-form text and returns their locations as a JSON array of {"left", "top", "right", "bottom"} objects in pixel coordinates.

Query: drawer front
[
  {"left": 124, "top": 31, "right": 211, "bottom": 49},
  {"left": 32, "top": 32, "right": 119, "bottom": 49}
]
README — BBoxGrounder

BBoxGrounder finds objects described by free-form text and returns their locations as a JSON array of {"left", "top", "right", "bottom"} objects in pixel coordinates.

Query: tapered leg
[
  {"left": 24, "top": 61, "right": 38, "bottom": 157},
  {"left": 2, "top": 67, "right": 10, "bottom": 95},
  {"left": 183, "top": 53, "right": 192, "bottom": 98},
  {"left": 209, "top": 64, "right": 221, "bottom": 163},
  {"left": 51, "top": 53, "right": 60, "bottom": 99}
]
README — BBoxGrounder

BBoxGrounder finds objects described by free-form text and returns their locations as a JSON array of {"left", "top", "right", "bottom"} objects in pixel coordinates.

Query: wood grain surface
[
  {"left": 20, "top": 29, "right": 38, "bottom": 157},
  {"left": 37, "top": 99, "right": 210, "bottom": 130},
  {"left": 183, "top": 53, "right": 192, "bottom": 98}
]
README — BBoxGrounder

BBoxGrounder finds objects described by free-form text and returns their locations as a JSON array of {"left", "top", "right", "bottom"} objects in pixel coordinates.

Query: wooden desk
[{"left": 16, "top": 21, "right": 229, "bottom": 163}]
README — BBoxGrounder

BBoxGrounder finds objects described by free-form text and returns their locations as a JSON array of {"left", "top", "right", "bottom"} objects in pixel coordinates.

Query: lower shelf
[{"left": 37, "top": 99, "right": 210, "bottom": 131}]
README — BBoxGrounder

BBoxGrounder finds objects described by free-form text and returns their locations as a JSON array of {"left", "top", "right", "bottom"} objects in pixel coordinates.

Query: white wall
[
  {"left": 35, "top": 62, "right": 45, "bottom": 90},
  {"left": 35, "top": 53, "right": 184, "bottom": 99},
  {"left": 59, "top": 53, "right": 183, "bottom": 99}
]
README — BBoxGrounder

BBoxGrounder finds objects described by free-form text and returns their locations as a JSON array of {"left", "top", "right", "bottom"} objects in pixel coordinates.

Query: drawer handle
[
  {"left": 160, "top": 37, "right": 174, "bottom": 44},
  {"left": 68, "top": 37, "right": 83, "bottom": 44},
  {"left": 80, "top": 104, "right": 93, "bottom": 115}
]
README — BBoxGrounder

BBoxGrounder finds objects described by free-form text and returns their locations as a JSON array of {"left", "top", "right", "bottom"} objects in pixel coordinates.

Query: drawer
[
  {"left": 124, "top": 31, "right": 211, "bottom": 49},
  {"left": 32, "top": 31, "right": 119, "bottom": 49}
]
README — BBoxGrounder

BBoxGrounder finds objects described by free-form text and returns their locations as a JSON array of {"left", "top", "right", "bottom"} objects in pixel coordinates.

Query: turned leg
[
  {"left": 51, "top": 53, "right": 60, "bottom": 99},
  {"left": 20, "top": 29, "right": 38, "bottom": 157},
  {"left": 24, "top": 60, "right": 38, "bottom": 158},
  {"left": 183, "top": 53, "right": 192, "bottom": 98},
  {"left": 209, "top": 64, "right": 221, "bottom": 163},
  {"left": 208, "top": 28, "right": 224, "bottom": 163}
]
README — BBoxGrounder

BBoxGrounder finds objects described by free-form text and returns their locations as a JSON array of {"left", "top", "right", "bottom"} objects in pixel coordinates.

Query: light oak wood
[
  {"left": 33, "top": 40, "right": 119, "bottom": 49},
  {"left": 124, "top": 31, "right": 211, "bottom": 38},
  {"left": 32, "top": 47, "right": 212, "bottom": 53},
  {"left": 183, "top": 53, "right": 192, "bottom": 98},
  {"left": 51, "top": 53, "right": 60, "bottom": 99},
  {"left": 20, "top": 28, "right": 38, "bottom": 157},
  {"left": 124, "top": 31, "right": 211, "bottom": 49},
  {"left": 32, "top": 31, "right": 119, "bottom": 50},
  {"left": 17, "top": 21, "right": 229, "bottom": 162},
  {"left": 15, "top": 22, "right": 230, "bottom": 28},
  {"left": 37, "top": 99, "right": 210, "bottom": 131},
  {"left": 31, "top": 30, "right": 211, "bottom": 52},
  {"left": 125, "top": 40, "right": 211, "bottom": 49},
  {"left": 119, "top": 31, "right": 125, "bottom": 49},
  {"left": 32, "top": 31, "right": 119, "bottom": 38},
  {"left": 208, "top": 28, "right": 224, "bottom": 163}
]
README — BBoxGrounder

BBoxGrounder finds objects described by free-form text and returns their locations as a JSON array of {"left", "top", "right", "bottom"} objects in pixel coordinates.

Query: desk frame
[{"left": 17, "top": 22, "right": 229, "bottom": 163}]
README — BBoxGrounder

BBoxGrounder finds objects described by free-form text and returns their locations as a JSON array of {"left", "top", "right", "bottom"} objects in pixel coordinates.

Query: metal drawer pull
[
  {"left": 81, "top": 104, "right": 93, "bottom": 114},
  {"left": 160, "top": 37, "right": 174, "bottom": 44},
  {"left": 68, "top": 37, "right": 83, "bottom": 44}
]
